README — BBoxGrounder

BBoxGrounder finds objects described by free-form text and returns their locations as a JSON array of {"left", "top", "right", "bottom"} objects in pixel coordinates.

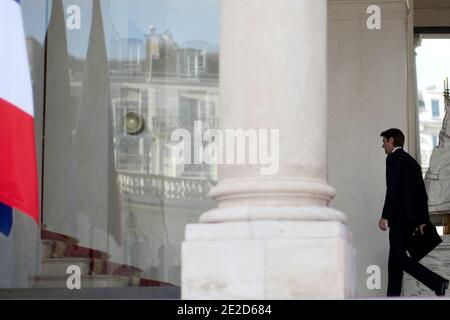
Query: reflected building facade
[
  {"left": 63, "top": 23, "right": 219, "bottom": 285},
  {"left": 109, "top": 27, "right": 219, "bottom": 284}
]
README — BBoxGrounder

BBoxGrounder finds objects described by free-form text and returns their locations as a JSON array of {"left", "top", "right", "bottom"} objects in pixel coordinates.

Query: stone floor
[{"left": 0, "top": 287, "right": 181, "bottom": 299}]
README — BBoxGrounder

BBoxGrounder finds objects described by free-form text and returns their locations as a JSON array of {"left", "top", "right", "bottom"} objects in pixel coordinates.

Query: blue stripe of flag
[{"left": 0, "top": 202, "right": 13, "bottom": 237}]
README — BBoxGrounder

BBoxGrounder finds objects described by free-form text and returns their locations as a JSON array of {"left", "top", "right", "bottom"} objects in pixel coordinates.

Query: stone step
[
  {"left": 64, "top": 242, "right": 110, "bottom": 260},
  {"left": 139, "top": 278, "right": 176, "bottom": 287},
  {"left": 40, "top": 258, "right": 92, "bottom": 276},
  {"left": 41, "top": 240, "right": 54, "bottom": 259},
  {"left": 0, "top": 287, "right": 181, "bottom": 299},
  {"left": 38, "top": 228, "right": 174, "bottom": 288},
  {"left": 101, "top": 260, "right": 142, "bottom": 278},
  {"left": 30, "top": 275, "right": 130, "bottom": 289},
  {"left": 41, "top": 229, "right": 79, "bottom": 245},
  {"left": 41, "top": 238, "right": 110, "bottom": 260}
]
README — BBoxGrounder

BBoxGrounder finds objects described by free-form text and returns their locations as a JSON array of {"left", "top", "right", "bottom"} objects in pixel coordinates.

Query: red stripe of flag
[{"left": 0, "top": 97, "right": 39, "bottom": 223}]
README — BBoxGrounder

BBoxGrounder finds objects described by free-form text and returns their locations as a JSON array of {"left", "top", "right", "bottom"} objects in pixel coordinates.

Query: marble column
[{"left": 182, "top": 0, "right": 355, "bottom": 299}]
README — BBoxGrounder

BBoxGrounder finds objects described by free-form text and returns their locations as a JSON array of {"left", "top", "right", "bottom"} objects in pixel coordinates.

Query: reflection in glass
[
  {"left": 41, "top": 0, "right": 219, "bottom": 288},
  {"left": 0, "top": 0, "right": 47, "bottom": 289}
]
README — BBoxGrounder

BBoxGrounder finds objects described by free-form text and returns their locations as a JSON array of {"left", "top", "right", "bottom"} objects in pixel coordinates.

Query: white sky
[{"left": 416, "top": 38, "right": 450, "bottom": 92}]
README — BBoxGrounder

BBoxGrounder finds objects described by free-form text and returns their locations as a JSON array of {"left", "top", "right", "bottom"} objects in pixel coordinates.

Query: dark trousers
[{"left": 387, "top": 225, "right": 445, "bottom": 296}]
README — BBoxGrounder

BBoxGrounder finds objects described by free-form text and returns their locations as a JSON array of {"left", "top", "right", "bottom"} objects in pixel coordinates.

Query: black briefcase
[{"left": 406, "top": 222, "right": 443, "bottom": 262}]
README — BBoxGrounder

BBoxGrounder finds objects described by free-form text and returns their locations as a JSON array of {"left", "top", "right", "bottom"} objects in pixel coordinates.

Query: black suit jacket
[{"left": 382, "top": 148, "right": 430, "bottom": 228}]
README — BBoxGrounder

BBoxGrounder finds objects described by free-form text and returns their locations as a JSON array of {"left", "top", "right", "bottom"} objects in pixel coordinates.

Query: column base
[{"left": 182, "top": 220, "right": 356, "bottom": 299}]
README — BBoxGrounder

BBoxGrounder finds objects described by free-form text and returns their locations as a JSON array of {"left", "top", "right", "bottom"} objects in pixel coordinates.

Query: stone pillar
[{"left": 182, "top": 0, "right": 355, "bottom": 299}]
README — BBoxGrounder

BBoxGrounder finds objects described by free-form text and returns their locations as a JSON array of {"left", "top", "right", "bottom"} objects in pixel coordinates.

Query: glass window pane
[{"left": 6, "top": 0, "right": 219, "bottom": 293}]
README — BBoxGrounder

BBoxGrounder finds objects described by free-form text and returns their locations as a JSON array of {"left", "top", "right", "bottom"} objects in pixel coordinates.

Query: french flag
[{"left": 0, "top": 0, "right": 39, "bottom": 236}]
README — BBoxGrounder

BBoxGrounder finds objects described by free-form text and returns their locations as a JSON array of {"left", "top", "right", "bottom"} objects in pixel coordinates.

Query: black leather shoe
[{"left": 435, "top": 280, "right": 449, "bottom": 296}]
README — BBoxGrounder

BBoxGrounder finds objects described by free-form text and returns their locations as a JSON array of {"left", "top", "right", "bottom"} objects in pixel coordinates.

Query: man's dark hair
[{"left": 380, "top": 128, "right": 405, "bottom": 147}]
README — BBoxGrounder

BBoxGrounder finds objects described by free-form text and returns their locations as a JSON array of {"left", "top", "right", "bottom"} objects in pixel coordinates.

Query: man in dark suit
[{"left": 379, "top": 128, "right": 449, "bottom": 297}]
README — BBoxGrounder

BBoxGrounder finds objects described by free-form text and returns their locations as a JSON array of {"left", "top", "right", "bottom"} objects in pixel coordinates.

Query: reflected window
[
  {"left": 432, "top": 135, "right": 438, "bottom": 148},
  {"left": 432, "top": 99, "right": 440, "bottom": 118}
]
